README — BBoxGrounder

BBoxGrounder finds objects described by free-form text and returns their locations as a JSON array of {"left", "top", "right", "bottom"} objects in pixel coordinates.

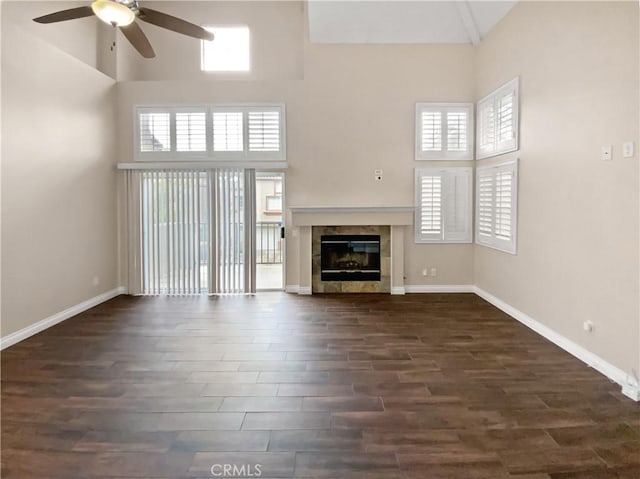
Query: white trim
[
  {"left": 0, "top": 287, "right": 126, "bottom": 350},
  {"left": 289, "top": 206, "right": 414, "bottom": 214},
  {"left": 473, "top": 286, "right": 640, "bottom": 402},
  {"left": 285, "top": 285, "right": 299, "bottom": 294},
  {"left": 118, "top": 161, "right": 288, "bottom": 170},
  {"left": 390, "top": 287, "right": 406, "bottom": 295},
  {"left": 297, "top": 286, "right": 312, "bottom": 295},
  {"left": 405, "top": 284, "right": 475, "bottom": 293}
]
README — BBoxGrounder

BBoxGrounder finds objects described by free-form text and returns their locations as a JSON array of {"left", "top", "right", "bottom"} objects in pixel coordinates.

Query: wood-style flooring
[{"left": 1, "top": 293, "right": 639, "bottom": 478}]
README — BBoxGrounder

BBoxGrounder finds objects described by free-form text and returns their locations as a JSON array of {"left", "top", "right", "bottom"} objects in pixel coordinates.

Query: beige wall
[
  {"left": 474, "top": 1, "right": 639, "bottom": 376},
  {"left": 115, "top": 1, "right": 477, "bottom": 290},
  {"left": 1, "top": 4, "right": 118, "bottom": 337}
]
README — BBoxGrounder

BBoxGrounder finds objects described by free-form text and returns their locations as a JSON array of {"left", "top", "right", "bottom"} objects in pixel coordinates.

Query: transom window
[
  {"left": 201, "top": 26, "right": 250, "bottom": 72},
  {"left": 135, "top": 105, "right": 286, "bottom": 162}
]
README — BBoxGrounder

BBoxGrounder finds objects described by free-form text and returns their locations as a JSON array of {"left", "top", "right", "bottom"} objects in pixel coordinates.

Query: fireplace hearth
[{"left": 320, "top": 235, "right": 381, "bottom": 281}]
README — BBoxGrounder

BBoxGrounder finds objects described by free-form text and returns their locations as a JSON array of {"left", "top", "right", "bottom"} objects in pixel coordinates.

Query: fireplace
[{"left": 320, "top": 235, "right": 381, "bottom": 281}]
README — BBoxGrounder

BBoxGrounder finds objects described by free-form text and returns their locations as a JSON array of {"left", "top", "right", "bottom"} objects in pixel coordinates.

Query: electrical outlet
[
  {"left": 92, "top": 276, "right": 100, "bottom": 286},
  {"left": 583, "top": 320, "right": 594, "bottom": 333},
  {"left": 623, "top": 141, "right": 635, "bottom": 158},
  {"left": 430, "top": 268, "right": 437, "bottom": 277},
  {"left": 601, "top": 146, "right": 612, "bottom": 161},
  {"left": 374, "top": 169, "right": 383, "bottom": 182},
  {"left": 422, "top": 269, "right": 428, "bottom": 277}
]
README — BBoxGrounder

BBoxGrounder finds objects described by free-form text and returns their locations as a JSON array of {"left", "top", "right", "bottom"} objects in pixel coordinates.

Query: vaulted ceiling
[{"left": 308, "top": 1, "right": 518, "bottom": 44}]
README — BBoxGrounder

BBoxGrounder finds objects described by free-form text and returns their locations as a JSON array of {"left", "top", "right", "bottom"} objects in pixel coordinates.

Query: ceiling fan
[{"left": 33, "top": 0, "right": 214, "bottom": 59}]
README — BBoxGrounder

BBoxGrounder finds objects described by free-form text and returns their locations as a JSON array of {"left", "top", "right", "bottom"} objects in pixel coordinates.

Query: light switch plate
[
  {"left": 602, "top": 145, "right": 612, "bottom": 161},
  {"left": 623, "top": 142, "right": 634, "bottom": 158}
]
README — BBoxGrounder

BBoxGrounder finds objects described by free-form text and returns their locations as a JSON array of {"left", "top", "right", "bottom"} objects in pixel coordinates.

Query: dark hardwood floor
[{"left": 1, "top": 293, "right": 639, "bottom": 478}]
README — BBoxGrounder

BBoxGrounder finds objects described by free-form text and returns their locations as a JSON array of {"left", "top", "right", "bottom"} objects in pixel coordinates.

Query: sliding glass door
[
  {"left": 134, "top": 168, "right": 283, "bottom": 295},
  {"left": 255, "top": 172, "right": 284, "bottom": 290}
]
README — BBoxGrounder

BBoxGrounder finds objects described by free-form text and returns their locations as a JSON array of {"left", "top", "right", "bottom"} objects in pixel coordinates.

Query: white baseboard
[
  {"left": 284, "top": 285, "right": 299, "bottom": 294},
  {"left": 473, "top": 286, "right": 640, "bottom": 402},
  {"left": 390, "top": 287, "right": 406, "bottom": 295},
  {"left": 298, "top": 286, "right": 312, "bottom": 295},
  {"left": 1, "top": 286, "right": 126, "bottom": 350},
  {"left": 405, "top": 284, "right": 475, "bottom": 293}
]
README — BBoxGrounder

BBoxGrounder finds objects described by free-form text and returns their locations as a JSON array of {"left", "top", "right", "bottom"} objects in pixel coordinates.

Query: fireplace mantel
[{"left": 289, "top": 206, "right": 414, "bottom": 295}]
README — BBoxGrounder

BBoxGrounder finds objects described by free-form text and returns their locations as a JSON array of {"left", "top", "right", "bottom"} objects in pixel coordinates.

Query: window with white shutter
[
  {"left": 475, "top": 159, "right": 518, "bottom": 254},
  {"left": 176, "top": 111, "right": 206, "bottom": 153},
  {"left": 135, "top": 104, "right": 285, "bottom": 162},
  {"left": 248, "top": 110, "right": 282, "bottom": 155},
  {"left": 139, "top": 112, "right": 171, "bottom": 153},
  {"left": 415, "top": 167, "right": 472, "bottom": 243},
  {"left": 476, "top": 77, "right": 519, "bottom": 159},
  {"left": 415, "top": 103, "right": 473, "bottom": 160},
  {"left": 212, "top": 110, "right": 244, "bottom": 153}
]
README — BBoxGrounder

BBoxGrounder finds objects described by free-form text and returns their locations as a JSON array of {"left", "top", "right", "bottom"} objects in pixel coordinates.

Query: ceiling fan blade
[
  {"left": 119, "top": 22, "right": 155, "bottom": 58},
  {"left": 137, "top": 8, "right": 214, "bottom": 41},
  {"left": 33, "top": 6, "right": 94, "bottom": 24}
]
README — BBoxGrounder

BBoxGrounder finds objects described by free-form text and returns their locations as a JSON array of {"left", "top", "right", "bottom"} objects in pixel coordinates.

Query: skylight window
[{"left": 201, "top": 26, "right": 250, "bottom": 72}]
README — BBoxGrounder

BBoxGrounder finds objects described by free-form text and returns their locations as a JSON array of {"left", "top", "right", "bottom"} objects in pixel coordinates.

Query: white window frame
[
  {"left": 476, "top": 77, "right": 519, "bottom": 160},
  {"left": 415, "top": 167, "right": 473, "bottom": 244},
  {"left": 475, "top": 158, "right": 519, "bottom": 254},
  {"left": 134, "top": 104, "right": 286, "bottom": 163},
  {"left": 415, "top": 103, "right": 474, "bottom": 161}
]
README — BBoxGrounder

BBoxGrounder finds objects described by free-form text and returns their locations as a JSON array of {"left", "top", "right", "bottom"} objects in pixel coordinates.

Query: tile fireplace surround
[{"left": 290, "top": 207, "right": 414, "bottom": 294}]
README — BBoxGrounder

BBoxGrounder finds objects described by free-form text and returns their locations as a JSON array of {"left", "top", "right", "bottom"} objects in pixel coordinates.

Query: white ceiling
[{"left": 308, "top": 1, "right": 518, "bottom": 44}]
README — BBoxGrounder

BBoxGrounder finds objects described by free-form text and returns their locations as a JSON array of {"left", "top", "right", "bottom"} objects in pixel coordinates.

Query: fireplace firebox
[{"left": 320, "top": 235, "right": 381, "bottom": 281}]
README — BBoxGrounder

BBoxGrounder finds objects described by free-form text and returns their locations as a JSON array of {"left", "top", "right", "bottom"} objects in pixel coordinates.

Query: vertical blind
[
  {"left": 141, "top": 171, "right": 210, "bottom": 295},
  {"left": 131, "top": 168, "right": 257, "bottom": 295}
]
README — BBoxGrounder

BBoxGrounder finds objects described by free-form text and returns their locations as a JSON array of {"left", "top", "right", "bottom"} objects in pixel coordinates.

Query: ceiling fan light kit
[
  {"left": 91, "top": 0, "right": 135, "bottom": 27},
  {"left": 32, "top": 0, "right": 214, "bottom": 59}
]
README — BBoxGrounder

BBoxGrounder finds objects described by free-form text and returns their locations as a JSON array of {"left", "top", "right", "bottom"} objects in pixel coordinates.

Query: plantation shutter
[
  {"left": 416, "top": 172, "right": 443, "bottom": 241},
  {"left": 495, "top": 169, "right": 513, "bottom": 240},
  {"left": 475, "top": 159, "right": 518, "bottom": 254},
  {"left": 446, "top": 111, "right": 468, "bottom": 152},
  {"left": 497, "top": 90, "right": 516, "bottom": 151},
  {"left": 421, "top": 111, "right": 442, "bottom": 153},
  {"left": 248, "top": 110, "right": 281, "bottom": 154},
  {"left": 415, "top": 104, "right": 472, "bottom": 160},
  {"left": 139, "top": 112, "right": 171, "bottom": 152},
  {"left": 176, "top": 111, "right": 207, "bottom": 152},
  {"left": 476, "top": 77, "right": 519, "bottom": 159},
  {"left": 415, "top": 167, "right": 472, "bottom": 243},
  {"left": 477, "top": 99, "right": 496, "bottom": 158},
  {"left": 477, "top": 169, "right": 495, "bottom": 239},
  {"left": 212, "top": 110, "right": 244, "bottom": 154},
  {"left": 442, "top": 169, "right": 472, "bottom": 242}
]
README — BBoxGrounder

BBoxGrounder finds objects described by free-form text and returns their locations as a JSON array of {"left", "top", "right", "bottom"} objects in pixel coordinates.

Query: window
[
  {"left": 415, "top": 103, "right": 473, "bottom": 160},
  {"left": 476, "top": 77, "right": 519, "bottom": 159},
  {"left": 135, "top": 104, "right": 286, "bottom": 162},
  {"left": 415, "top": 167, "right": 472, "bottom": 243},
  {"left": 201, "top": 26, "right": 250, "bottom": 72},
  {"left": 265, "top": 195, "right": 282, "bottom": 213},
  {"left": 475, "top": 159, "right": 519, "bottom": 254}
]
